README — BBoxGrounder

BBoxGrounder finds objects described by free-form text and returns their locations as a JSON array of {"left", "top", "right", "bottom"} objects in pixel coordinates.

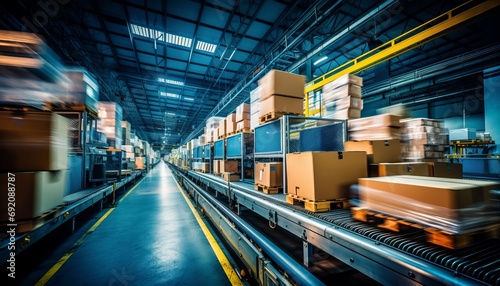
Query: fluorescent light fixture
[
  {"left": 166, "top": 112, "right": 176, "bottom": 116},
  {"left": 183, "top": 97, "right": 194, "bottom": 101},
  {"left": 130, "top": 24, "right": 192, "bottom": 48},
  {"left": 159, "top": 92, "right": 180, "bottom": 98},
  {"left": 196, "top": 40, "right": 217, "bottom": 53},
  {"left": 158, "top": 77, "right": 184, "bottom": 86},
  {"left": 313, "top": 55, "right": 328, "bottom": 66}
]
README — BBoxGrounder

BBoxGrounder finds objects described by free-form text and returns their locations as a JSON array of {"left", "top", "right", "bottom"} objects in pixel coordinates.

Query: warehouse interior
[{"left": 1, "top": 0, "right": 500, "bottom": 285}]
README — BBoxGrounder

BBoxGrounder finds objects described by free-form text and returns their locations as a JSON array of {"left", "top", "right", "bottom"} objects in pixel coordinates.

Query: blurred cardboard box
[
  {"left": 286, "top": 151, "right": 367, "bottom": 201},
  {"left": 259, "top": 70, "right": 305, "bottom": 100},
  {"left": 378, "top": 162, "right": 433, "bottom": 177},
  {"left": 254, "top": 162, "right": 283, "bottom": 187},
  {"left": 220, "top": 160, "right": 238, "bottom": 173},
  {"left": 0, "top": 111, "right": 68, "bottom": 172},
  {"left": 0, "top": 171, "right": 66, "bottom": 221},
  {"left": 222, "top": 172, "right": 240, "bottom": 182},
  {"left": 344, "top": 140, "right": 401, "bottom": 164},
  {"left": 348, "top": 114, "right": 402, "bottom": 131},
  {"left": 323, "top": 74, "right": 363, "bottom": 92}
]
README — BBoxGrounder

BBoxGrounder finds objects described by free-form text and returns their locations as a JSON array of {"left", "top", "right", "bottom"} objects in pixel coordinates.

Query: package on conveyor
[
  {"left": 257, "top": 70, "right": 305, "bottom": 123},
  {"left": 358, "top": 176, "right": 500, "bottom": 236},
  {"left": 254, "top": 162, "right": 283, "bottom": 188},
  {"left": 205, "top": 116, "right": 224, "bottom": 143},
  {"left": 97, "top": 101, "right": 123, "bottom": 149},
  {"left": 347, "top": 114, "right": 402, "bottom": 141},
  {"left": 400, "top": 118, "right": 449, "bottom": 160},
  {"left": 321, "top": 74, "right": 363, "bottom": 120},
  {"left": 286, "top": 151, "right": 367, "bottom": 201}
]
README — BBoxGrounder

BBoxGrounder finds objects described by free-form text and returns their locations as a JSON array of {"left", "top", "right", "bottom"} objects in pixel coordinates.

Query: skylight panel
[{"left": 196, "top": 40, "right": 217, "bottom": 53}]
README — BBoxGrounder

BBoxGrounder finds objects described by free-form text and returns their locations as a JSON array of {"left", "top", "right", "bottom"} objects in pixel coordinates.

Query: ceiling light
[
  {"left": 166, "top": 33, "right": 192, "bottom": 48},
  {"left": 196, "top": 40, "right": 217, "bottom": 53},
  {"left": 313, "top": 55, "right": 328, "bottom": 66},
  {"left": 130, "top": 24, "right": 192, "bottom": 48},
  {"left": 166, "top": 112, "right": 176, "bottom": 116},
  {"left": 159, "top": 92, "right": 180, "bottom": 98},
  {"left": 184, "top": 97, "right": 194, "bottom": 101},
  {"left": 158, "top": 77, "right": 184, "bottom": 86}
]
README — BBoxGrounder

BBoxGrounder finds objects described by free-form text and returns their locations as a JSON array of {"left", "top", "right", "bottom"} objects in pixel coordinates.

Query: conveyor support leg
[{"left": 303, "top": 241, "right": 313, "bottom": 267}]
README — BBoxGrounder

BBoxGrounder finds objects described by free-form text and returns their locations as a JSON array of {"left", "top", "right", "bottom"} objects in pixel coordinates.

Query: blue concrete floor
[{"left": 45, "top": 162, "right": 231, "bottom": 285}]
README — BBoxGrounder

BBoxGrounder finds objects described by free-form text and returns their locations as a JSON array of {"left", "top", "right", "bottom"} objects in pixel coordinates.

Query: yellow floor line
[
  {"left": 174, "top": 179, "right": 244, "bottom": 286},
  {"left": 35, "top": 177, "right": 145, "bottom": 286}
]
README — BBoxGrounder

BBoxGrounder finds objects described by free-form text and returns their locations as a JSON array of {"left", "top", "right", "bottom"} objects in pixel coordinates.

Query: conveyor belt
[{"left": 184, "top": 170, "right": 500, "bottom": 285}]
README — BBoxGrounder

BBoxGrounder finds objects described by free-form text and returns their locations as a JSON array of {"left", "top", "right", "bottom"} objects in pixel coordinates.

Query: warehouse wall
[{"left": 484, "top": 66, "right": 500, "bottom": 153}]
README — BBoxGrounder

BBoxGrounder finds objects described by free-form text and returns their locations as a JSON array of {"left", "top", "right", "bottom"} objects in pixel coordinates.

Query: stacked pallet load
[
  {"left": 226, "top": 113, "right": 237, "bottom": 136},
  {"left": 286, "top": 151, "right": 367, "bottom": 212},
  {"left": 235, "top": 103, "right": 251, "bottom": 133},
  {"left": 254, "top": 162, "right": 283, "bottom": 194},
  {"left": 59, "top": 67, "right": 100, "bottom": 116},
  {"left": 205, "top": 116, "right": 224, "bottom": 143},
  {"left": 250, "top": 87, "right": 261, "bottom": 131},
  {"left": 400, "top": 118, "right": 449, "bottom": 162},
  {"left": 97, "top": 101, "right": 123, "bottom": 149},
  {"left": 0, "top": 111, "right": 69, "bottom": 231},
  {"left": 321, "top": 74, "right": 363, "bottom": 120},
  {"left": 355, "top": 176, "right": 500, "bottom": 249},
  {"left": 258, "top": 70, "right": 305, "bottom": 124},
  {"left": 348, "top": 113, "right": 402, "bottom": 141}
]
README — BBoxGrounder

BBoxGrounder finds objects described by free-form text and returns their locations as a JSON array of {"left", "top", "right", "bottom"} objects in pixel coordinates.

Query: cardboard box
[
  {"left": 201, "top": 163, "right": 210, "bottom": 173},
  {"left": 286, "top": 151, "right": 367, "bottom": 201},
  {"left": 258, "top": 70, "right": 306, "bottom": 100},
  {"left": 322, "top": 84, "right": 362, "bottom": 100},
  {"left": 329, "top": 108, "right": 361, "bottom": 120},
  {"left": 378, "top": 162, "right": 433, "bottom": 177},
  {"left": 348, "top": 114, "right": 402, "bottom": 131},
  {"left": 213, "top": 160, "right": 220, "bottom": 174},
  {"left": 236, "top": 112, "right": 250, "bottom": 122},
  {"left": 430, "top": 162, "right": 463, "bottom": 179},
  {"left": 226, "top": 121, "right": 237, "bottom": 134},
  {"left": 358, "top": 175, "right": 499, "bottom": 211},
  {"left": 323, "top": 74, "right": 363, "bottom": 91},
  {"left": 344, "top": 140, "right": 401, "bottom": 164},
  {"left": 323, "top": 95, "right": 363, "bottom": 110},
  {"left": 226, "top": 113, "right": 236, "bottom": 124},
  {"left": 135, "top": 157, "right": 145, "bottom": 170},
  {"left": 220, "top": 160, "right": 239, "bottom": 173},
  {"left": 222, "top": 172, "right": 240, "bottom": 182},
  {"left": 0, "top": 171, "right": 66, "bottom": 221},
  {"left": 218, "top": 119, "right": 226, "bottom": 138},
  {"left": 236, "top": 103, "right": 250, "bottom": 114},
  {"left": 259, "top": 95, "right": 304, "bottom": 117},
  {"left": 236, "top": 120, "right": 250, "bottom": 131},
  {"left": 0, "top": 111, "right": 69, "bottom": 172},
  {"left": 349, "top": 127, "right": 400, "bottom": 141},
  {"left": 254, "top": 162, "right": 283, "bottom": 187}
]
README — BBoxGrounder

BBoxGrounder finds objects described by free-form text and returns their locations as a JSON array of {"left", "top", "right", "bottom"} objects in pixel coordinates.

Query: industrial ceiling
[{"left": 1, "top": 0, "right": 499, "bottom": 147}]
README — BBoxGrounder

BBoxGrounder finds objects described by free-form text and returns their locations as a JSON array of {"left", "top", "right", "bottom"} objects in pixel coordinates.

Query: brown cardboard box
[
  {"left": 236, "top": 112, "right": 250, "bottom": 122},
  {"left": 430, "top": 162, "right": 463, "bottom": 179},
  {"left": 213, "top": 160, "right": 220, "bottom": 174},
  {"left": 254, "top": 162, "right": 283, "bottom": 187},
  {"left": 0, "top": 171, "right": 66, "bottom": 221},
  {"left": 236, "top": 120, "right": 250, "bottom": 130},
  {"left": 259, "top": 95, "right": 304, "bottom": 116},
  {"left": 220, "top": 160, "right": 239, "bottom": 173},
  {"left": 218, "top": 119, "right": 226, "bottom": 138},
  {"left": 286, "top": 151, "right": 367, "bottom": 201},
  {"left": 323, "top": 95, "right": 364, "bottom": 109},
  {"left": 226, "top": 113, "right": 236, "bottom": 124},
  {"left": 258, "top": 70, "right": 306, "bottom": 100},
  {"left": 330, "top": 108, "right": 361, "bottom": 120},
  {"left": 135, "top": 157, "right": 145, "bottom": 170},
  {"left": 226, "top": 121, "right": 237, "bottom": 134},
  {"left": 0, "top": 111, "right": 69, "bottom": 172},
  {"left": 348, "top": 114, "right": 402, "bottom": 131},
  {"left": 222, "top": 172, "right": 240, "bottom": 182},
  {"left": 201, "top": 162, "right": 210, "bottom": 173},
  {"left": 349, "top": 127, "right": 400, "bottom": 141},
  {"left": 358, "top": 175, "right": 499, "bottom": 211},
  {"left": 378, "top": 162, "right": 433, "bottom": 177},
  {"left": 236, "top": 103, "right": 250, "bottom": 114},
  {"left": 322, "top": 84, "right": 362, "bottom": 100},
  {"left": 323, "top": 74, "right": 363, "bottom": 92},
  {"left": 344, "top": 140, "right": 401, "bottom": 164}
]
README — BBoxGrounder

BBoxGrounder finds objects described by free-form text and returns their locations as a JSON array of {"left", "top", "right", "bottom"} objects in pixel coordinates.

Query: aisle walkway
[{"left": 42, "top": 162, "right": 233, "bottom": 285}]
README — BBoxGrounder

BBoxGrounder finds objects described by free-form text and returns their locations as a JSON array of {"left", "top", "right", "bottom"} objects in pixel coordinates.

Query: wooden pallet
[
  {"left": 286, "top": 194, "right": 349, "bottom": 212},
  {"left": 259, "top": 112, "right": 300, "bottom": 124},
  {"left": 12, "top": 205, "right": 64, "bottom": 233},
  {"left": 352, "top": 207, "right": 500, "bottom": 249},
  {"left": 194, "top": 169, "right": 209, "bottom": 173},
  {"left": 226, "top": 131, "right": 236, "bottom": 136},
  {"left": 217, "top": 135, "right": 226, "bottom": 140},
  {"left": 254, "top": 183, "right": 282, "bottom": 194},
  {"left": 235, "top": 128, "right": 252, "bottom": 134}
]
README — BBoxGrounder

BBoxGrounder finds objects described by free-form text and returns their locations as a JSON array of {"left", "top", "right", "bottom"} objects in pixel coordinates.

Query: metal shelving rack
[
  {"left": 226, "top": 132, "right": 254, "bottom": 181},
  {"left": 203, "top": 143, "right": 213, "bottom": 173}
]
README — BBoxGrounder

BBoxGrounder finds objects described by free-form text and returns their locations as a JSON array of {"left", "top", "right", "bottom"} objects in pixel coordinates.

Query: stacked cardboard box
[
  {"left": 122, "top": 121, "right": 131, "bottom": 145},
  {"left": 358, "top": 176, "right": 500, "bottom": 234},
  {"left": 97, "top": 102, "right": 123, "bottom": 149},
  {"left": 217, "top": 119, "right": 227, "bottom": 139},
  {"left": 321, "top": 74, "right": 363, "bottom": 120},
  {"left": 62, "top": 68, "right": 99, "bottom": 114},
  {"left": 0, "top": 111, "right": 69, "bottom": 221},
  {"left": 258, "top": 70, "right": 305, "bottom": 123},
  {"left": 213, "top": 160, "right": 220, "bottom": 175},
  {"left": 348, "top": 114, "right": 402, "bottom": 141},
  {"left": 286, "top": 151, "right": 367, "bottom": 201},
  {"left": 235, "top": 103, "right": 250, "bottom": 132},
  {"left": 205, "top": 116, "right": 224, "bottom": 143},
  {"left": 400, "top": 118, "right": 448, "bottom": 161},
  {"left": 344, "top": 140, "right": 401, "bottom": 164},
  {"left": 226, "top": 113, "right": 237, "bottom": 135},
  {"left": 250, "top": 87, "right": 261, "bottom": 131},
  {"left": 254, "top": 162, "right": 283, "bottom": 188}
]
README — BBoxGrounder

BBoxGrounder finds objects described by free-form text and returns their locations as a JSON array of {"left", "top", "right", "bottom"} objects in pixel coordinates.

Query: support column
[
  {"left": 303, "top": 241, "right": 313, "bottom": 267},
  {"left": 484, "top": 66, "right": 500, "bottom": 153}
]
